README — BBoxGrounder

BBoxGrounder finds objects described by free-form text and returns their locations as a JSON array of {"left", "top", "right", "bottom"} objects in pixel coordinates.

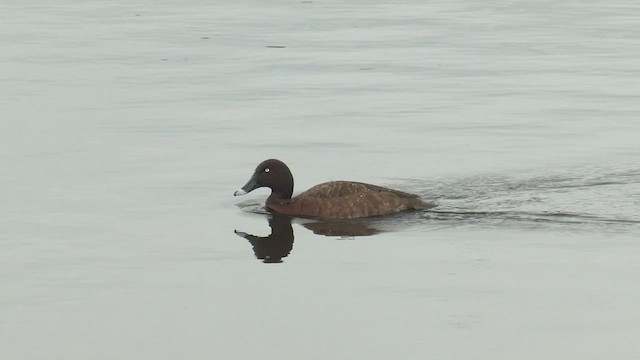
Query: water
[{"left": 2, "top": 1, "right": 640, "bottom": 359}]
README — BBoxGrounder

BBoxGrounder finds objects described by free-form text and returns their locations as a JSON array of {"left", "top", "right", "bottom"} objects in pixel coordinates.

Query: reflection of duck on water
[
  {"left": 235, "top": 214, "right": 294, "bottom": 263},
  {"left": 300, "top": 219, "right": 381, "bottom": 237},
  {"left": 234, "top": 214, "right": 382, "bottom": 263}
]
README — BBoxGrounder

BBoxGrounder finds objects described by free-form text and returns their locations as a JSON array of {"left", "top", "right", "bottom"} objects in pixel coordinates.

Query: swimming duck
[{"left": 234, "top": 159, "right": 435, "bottom": 219}]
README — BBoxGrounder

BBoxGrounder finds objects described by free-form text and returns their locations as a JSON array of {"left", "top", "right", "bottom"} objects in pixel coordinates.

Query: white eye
[{"left": 264, "top": 168, "right": 270, "bottom": 173}]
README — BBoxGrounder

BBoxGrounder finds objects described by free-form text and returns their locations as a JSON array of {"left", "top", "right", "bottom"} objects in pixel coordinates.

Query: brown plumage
[{"left": 234, "top": 159, "right": 435, "bottom": 219}]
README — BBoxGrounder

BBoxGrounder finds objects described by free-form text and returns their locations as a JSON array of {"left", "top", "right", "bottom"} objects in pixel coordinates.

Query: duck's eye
[{"left": 264, "top": 168, "right": 270, "bottom": 173}]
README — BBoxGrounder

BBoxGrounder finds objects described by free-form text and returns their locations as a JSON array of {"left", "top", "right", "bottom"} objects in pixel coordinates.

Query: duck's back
[
  {"left": 300, "top": 181, "right": 415, "bottom": 199},
  {"left": 272, "top": 181, "right": 435, "bottom": 219}
]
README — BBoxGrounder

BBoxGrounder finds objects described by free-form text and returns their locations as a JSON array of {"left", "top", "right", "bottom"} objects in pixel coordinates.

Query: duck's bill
[
  {"left": 233, "top": 188, "right": 248, "bottom": 196},
  {"left": 234, "top": 173, "right": 259, "bottom": 196}
]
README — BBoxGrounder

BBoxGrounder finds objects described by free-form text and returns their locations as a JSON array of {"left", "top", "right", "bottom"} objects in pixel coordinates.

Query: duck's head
[{"left": 234, "top": 159, "right": 294, "bottom": 199}]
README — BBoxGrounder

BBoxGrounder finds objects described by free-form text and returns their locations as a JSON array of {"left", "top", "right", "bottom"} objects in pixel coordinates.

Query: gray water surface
[{"left": 2, "top": 1, "right": 640, "bottom": 359}]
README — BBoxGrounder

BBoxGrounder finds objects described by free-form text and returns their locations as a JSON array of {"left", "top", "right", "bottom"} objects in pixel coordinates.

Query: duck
[{"left": 234, "top": 159, "right": 435, "bottom": 219}]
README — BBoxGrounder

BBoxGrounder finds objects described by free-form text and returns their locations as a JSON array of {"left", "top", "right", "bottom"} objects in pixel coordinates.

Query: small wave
[
  {"left": 405, "top": 164, "right": 640, "bottom": 231},
  {"left": 236, "top": 201, "right": 270, "bottom": 215},
  {"left": 424, "top": 210, "right": 640, "bottom": 226}
]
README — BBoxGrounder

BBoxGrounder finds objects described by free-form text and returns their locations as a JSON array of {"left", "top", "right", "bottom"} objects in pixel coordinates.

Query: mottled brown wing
[
  {"left": 291, "top": 181, "right": 434, "bottom": 219},
  {"left": 298, "top": 181, "right": 420, "bottom": 199}
]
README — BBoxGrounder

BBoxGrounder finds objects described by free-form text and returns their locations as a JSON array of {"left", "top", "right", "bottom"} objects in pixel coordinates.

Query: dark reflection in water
[
  {"left": 234, "top": 213, "right": 384, "bottom": 263},
  {"left": 302, "top": 219, "right": 381, "bottom": 237},
  {"left": 234, "top": 215, "right": 294, "bottom": 263}
]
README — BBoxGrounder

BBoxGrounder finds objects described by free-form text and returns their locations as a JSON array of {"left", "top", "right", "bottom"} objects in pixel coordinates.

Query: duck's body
[
  {"left": 267, "top": 181, "right": 432, "bottom": 219},
  {"left": 234, "top": 159, "right": 435, "bottom": 219}
]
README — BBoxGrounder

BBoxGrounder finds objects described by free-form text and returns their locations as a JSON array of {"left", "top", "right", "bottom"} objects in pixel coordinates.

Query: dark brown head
[{"left": 234, "top": 159, "right": 294, "bottom": 199}]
